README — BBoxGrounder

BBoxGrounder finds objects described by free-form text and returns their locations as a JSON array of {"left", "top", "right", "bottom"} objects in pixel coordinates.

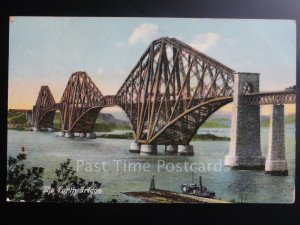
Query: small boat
[{"left": 180, "top": 175, "right": 215, "bottom": 199}]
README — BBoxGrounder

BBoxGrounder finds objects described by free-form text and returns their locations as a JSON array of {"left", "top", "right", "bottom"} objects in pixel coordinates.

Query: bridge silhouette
[{"left": 27, "top": 37, "right": 295, "bottom": 175}]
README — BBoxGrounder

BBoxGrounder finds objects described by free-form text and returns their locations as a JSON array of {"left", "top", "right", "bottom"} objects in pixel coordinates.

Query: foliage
[
  {"left": 7, "top": 153, "right": 102, "bottom": 203},
  {"left": 94, "top": 121, "right": 112, "bottom": 132},
  {"left": 43, "top": 159, "right": 101, "bottom": 203},
  {"left": 53, "top": 112, "right": 62, "bottom": 129},
  {"left": 109, "top": 124, "right": 131, "bottom": 130},
  {"left": 7, "top": 153, "right": 44, "bottom": 202},
  {"left": 94, "top": 120, "right": 131, "bottom": 132}
]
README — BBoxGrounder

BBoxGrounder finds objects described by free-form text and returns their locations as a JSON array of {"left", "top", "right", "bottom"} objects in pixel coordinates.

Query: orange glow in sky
[{"left": 9, "top": 17, "right": 296, "bottom": 116}]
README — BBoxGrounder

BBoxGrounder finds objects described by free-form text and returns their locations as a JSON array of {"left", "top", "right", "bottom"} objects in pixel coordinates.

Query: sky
[{"left": 8, "top": 17, "right": 296, "bottom": 115}]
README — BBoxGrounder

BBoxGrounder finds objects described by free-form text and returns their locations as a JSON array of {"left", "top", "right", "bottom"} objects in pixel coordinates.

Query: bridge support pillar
[
  {"left": 79, "top": 133, "right": 86, "bottom": 138},
  {"left": 140, "top": 144, "right": 157, "bottom": 155},
  {"left": 165, "top": 145, "right": 178, "bottom": 154},
  {"left": 129, "top": 142, "right": 140, "bottom": 153},
  {"left": 65, "top": 131, "right": 74, "bottom": 138},
  {"left": 27, "top": 111, "right": 33, "bottom": 126},
  {"left": 86, "top": 132, "right": 96, "bottom": 139},
  {"left": 225, "top": 72, "right": 265, "bottom": 169},
  {"left": 265, "top": 104, "right": 288, "bottom": 176},
  {"left": 178, "top": 145, "right": 194, "bottom": 156}
]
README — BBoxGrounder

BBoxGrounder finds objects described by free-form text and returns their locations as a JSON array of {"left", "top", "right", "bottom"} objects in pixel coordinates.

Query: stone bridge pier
[
  {"left": 225, "top": 72, "right": 265, "bottom": 169},
  {"left": 265, "top": 104, "right": 288, "bottom": 175}
]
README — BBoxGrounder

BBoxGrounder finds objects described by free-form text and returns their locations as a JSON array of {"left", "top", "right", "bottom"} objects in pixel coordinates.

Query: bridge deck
[{"left": 244, "top": 90, "right": 296, "bottom": 105}]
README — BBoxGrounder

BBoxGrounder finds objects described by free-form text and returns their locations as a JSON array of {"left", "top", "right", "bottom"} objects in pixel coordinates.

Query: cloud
[
  {"left": 129, "top": 23, "right": 159, "bottom": 45},
  {"left": 189, "top": 32, "right": 220, "bottom": 52},
  {"left": 115, "top": 42, "right": 126, "bottom": 48}
]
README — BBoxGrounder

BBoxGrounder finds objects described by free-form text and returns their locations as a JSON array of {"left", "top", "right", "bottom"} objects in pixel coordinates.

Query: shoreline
[
  {"left": 97, "top": 132, "right": 230, "bottom": 141},
  {"left": 7, "top": 128, "right": 231, "bottom": 141}
]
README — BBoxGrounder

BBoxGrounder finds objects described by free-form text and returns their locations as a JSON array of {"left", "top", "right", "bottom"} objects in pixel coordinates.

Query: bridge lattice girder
[
  {"left": 60, "top": 71, "right": 103, "bottom": 132},
  {"left": 115, "top": 37, "right": 235, "bottom": 144},
  {"left": 244, "top": 90, "right": 296, "bottom": 105},
  {"left": 31, "top": 37, "right": 296, "bottom": 141},
  {"left": 32, "top": 86, "right": 56, "bottom": 128}
]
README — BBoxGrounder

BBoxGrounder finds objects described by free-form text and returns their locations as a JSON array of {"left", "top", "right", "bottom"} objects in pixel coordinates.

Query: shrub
[
  {"left": 7, "top": 153, "right": 102, "bottom": 203},
  {"left": 7, "top": 153, "right": 44, "bottom": 202}
]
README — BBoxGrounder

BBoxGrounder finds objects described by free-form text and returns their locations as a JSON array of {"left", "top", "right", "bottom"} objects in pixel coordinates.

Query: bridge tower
[
  {"left": 224, "top": 72, "right": 265, "bottom": 169},
  {"left": 32, "top": 85, "right": 56, "bottom": 131},
  {"left": 59, "top": 71, "right": 103, "bottom": 138}
]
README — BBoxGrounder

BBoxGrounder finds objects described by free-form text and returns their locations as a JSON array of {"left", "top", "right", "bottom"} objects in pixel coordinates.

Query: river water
[{"left": 7, "top": 125, "right": 295, "bottom": 203}]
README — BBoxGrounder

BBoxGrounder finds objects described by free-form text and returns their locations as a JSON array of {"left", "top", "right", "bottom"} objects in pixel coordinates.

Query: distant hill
[
  {"left": 94, "top": 113, "right": 131, "bottom": 131},
  {"left": 202, "top": 113, "right": 295, "bottom": 128},
  {"left": 7, "top": 112, "right": 31, "bottom": 130},
  {"left": 108, "top": 111, "right": 130, "bottom": 121},
  {"left": 97, "top": 113, "right": 131, "bottom": 128},
  {"left": 53, "top": 112, "right": 131, "bottom": 131},
  {"left": 100, "top": 110, "right": 295, "bottom": 129},
  {"left": 8, "top": 109, "right": 294, "bottom": 131}
]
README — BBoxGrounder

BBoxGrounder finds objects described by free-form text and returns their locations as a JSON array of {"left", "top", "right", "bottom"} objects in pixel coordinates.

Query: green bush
[
  {"left": 94, "top": 121, "right": 112, "bottom": 132},
  {"left": 7, "top": 153, "right": 44, "bottom": 202},
  {"left": 7, "top": 153, "right": 102, "bottom": 203},
  {"left": 43, "top": 159, "right": 101, "bottom": 203}
]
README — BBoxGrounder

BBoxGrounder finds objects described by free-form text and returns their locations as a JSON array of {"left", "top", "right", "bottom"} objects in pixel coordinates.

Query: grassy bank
[
  {"left": 94, "top": 121, "right": 131, "bottom": 132},
  {"left": 8, "top": 126, "right": 33, "bottom": 131}
]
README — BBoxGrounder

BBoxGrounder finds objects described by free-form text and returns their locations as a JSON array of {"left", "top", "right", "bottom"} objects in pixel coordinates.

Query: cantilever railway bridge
[{"left": 30, "top": 37, "right": 295, "bottom": 145}]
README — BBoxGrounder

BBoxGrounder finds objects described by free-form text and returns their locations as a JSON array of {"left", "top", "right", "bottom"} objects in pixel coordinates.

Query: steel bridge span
[{"left": 29, "top": 37, "right": 296, "bottom": 175}]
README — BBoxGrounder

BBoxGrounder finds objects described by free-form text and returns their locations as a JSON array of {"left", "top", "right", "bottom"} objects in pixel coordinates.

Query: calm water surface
[{"left": 7, "top": 125, "right": 295, "bottom": 203}]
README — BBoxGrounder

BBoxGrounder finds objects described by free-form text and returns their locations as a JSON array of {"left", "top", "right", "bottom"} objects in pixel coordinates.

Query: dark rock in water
[
  {"left": 98, "top": 132, "right": 133, "bottom": 139},
  {"left": 192, "top": 133, "right": 230, "bottom": 141}
]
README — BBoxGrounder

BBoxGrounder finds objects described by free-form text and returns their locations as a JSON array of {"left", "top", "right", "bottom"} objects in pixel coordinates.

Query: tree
[
  {"left": 7, "top": 153, "right": 102, "bottom": 203},
  {"left": 43, "top": 159, "right": 101, "bottom": 203},
  {"left": 7, "top": 153, "right": 44, "bottom": 202}
]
